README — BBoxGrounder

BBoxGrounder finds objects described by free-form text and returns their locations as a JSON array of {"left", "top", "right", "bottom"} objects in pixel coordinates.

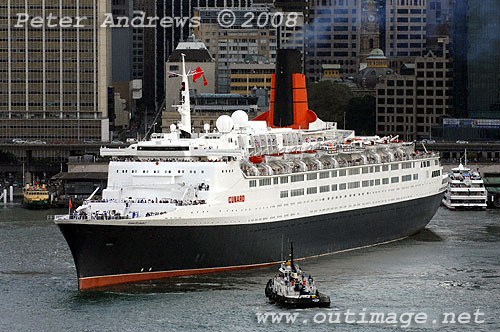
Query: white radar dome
[
  {"left": 203, "top": 123, "right": 210, "bottom": 132},
  {"left": 216, "top": 115, "right": 234, "bottom": 133},
  {"left": 170, "top": 124, "right": 176, "bottom": 132},
  {"left": 231, "top": 110, "right": 249, "bottom": 129}
]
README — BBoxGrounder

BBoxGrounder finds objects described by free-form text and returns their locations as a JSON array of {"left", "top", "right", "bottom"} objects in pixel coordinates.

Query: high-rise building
[
  {"left": 384, "top": 0, "right": 427, "bottom": 57},
  {"left": 376, "top": 37, "right": 452, "bottom": 141},
  {"left": 306, "top": 0, "right": 363, "bottom": 82},
  {"left": 194, "top": 6, "right": 277, "bottom": 93},
  {"left": 0, "top": 0, "right": 112, "bottom": 143},
  {"left": 451, "top": 0, "right": 500, "bottom": 118},
  {"left": 111, "top": 0, "right": 133, "bottom": 82},
  {"left": 132, "top": 0, "right": 156, "bottom": 112},
  {"left": 465, "top": 1, "right": 500, "bottom": 117},
  {"left": 451, "top": 0, "right": 468, "bottom": 117}
]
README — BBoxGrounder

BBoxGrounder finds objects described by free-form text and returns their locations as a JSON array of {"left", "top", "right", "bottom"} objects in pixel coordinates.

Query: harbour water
[{"left": 0, "top": 205, "right": 499, "bottom": 331}]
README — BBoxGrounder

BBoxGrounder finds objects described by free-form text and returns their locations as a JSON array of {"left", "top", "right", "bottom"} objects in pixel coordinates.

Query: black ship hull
[{"left": 57, "top": 192, "right": 443, "bottom": 289}]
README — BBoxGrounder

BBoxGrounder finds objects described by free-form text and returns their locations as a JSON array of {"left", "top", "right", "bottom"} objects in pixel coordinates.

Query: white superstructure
[
  {"left": 55, "top": 111, "right": 446, "bottom": 226},
  {"left": 442, "top": 164, "right": 487, "bottom": 210}
]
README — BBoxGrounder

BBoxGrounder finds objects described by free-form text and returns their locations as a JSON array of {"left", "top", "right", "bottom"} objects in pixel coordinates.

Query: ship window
[
  {"left": 348, "top": 181, "right": 360, "bottom": 189},
  {"left": 332, "top": 184, "right": 338, "bottom": 191},
  {"left": 382, "top": 178, "right": 389, "bottom": 184},
  {"left": 375, "top": 179, "right": 381, "bottom": 185},
  {"left": 339, "top": 170, "right": 347, "bottom": 177},
  {"left": 413, "top": 174, "right": 419, "bottom": 180},
  {"left": 291, "top": 188, "right": 305, "bottom": 197},
  {"left": 307, "top": 187, "right": 318, "bottom": 195},
  {"left": 320, "top": 185, "right": 330, "bottom": 193},
  {"left": 249, "top": 180, "right": 257, "bottom": 188},
  {"left": 307, "top": 173, "right": 318, "bottom": 180},
  {"left": 402, "top": 175, "right": 412, "bottom": 182},
  {"left": 362, "top": 167, "right": 369, "bottom": 174},
  {"left": 137, "top": 146, "right": 189, "bottom": 151},
  {"left": 432, "top": 170, "right": 441, "bottom": 178},
  {"left": 291, "top": 174, "right": 304, "bottom": 182},
  {"left": 370, "top": 180, "right": 374, "bottom": 186},
  {"left": 273, "top": 178, "right": 279, "bottom": 185},
  {"left": 435, "top": 160, "right": 439, "bottom": 166},
  {"left": 319, "top": 171, "right": 329, "bottom": 179},
  {"left": 280, "top": 176, "right": 289, "bottom": 184},
  {"left": 331, "top": 170, "right": 338, "bottom": 177},
  {"left": 427, "top": 161, "right": 431, "bottom": 167},
  {"left": 259, "top": 178, "right": 272, "bottom": 186},
  {"left": 280, "top": 190, "right": 289, "bottom": 198},
  {"left": 382, "top": 165, "right": 389, "bottom": 171},
  {"left": 370, "top": 167, "right": 374, "bottom": 173},
  {"left": 375, "top": 166, "right": 380, "bottom": 172},
  {"left": 362, "top": 180, "right": 370, "bottom": 187},
  {"left": 402, "top": 162, "right": 412, "bottom": 169},
  {"left": 339, "top": 183, "right": 347, "bottom": 190},
  {"left": 349, "top": 168, "right": 360, "bottom": 175},
  {"left": 117, "top": 170, "right": 119, "bottom": 173},
  {"left": 391, "top": 176, "right": 399, "bottom": 183},
  {"left": 391, "top": 164, "right": 399, "bottom": 170}
]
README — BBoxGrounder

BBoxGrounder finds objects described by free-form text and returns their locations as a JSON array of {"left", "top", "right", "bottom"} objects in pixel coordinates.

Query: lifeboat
[{"left": 249, "top": 156, "right": 265, "bottom": 164}]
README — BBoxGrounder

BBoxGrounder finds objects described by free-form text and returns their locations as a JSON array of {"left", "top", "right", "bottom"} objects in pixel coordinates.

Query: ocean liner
[{"left": 54, "top": 50, "right": 447, "bottom": 290}]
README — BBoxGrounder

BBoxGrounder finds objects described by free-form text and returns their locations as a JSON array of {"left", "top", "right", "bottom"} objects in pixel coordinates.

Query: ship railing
[
  {"left": 111, "top": 157, "right": 233, "bottom": 163},
  {"left": 84, "top": 199, "right": 206, "bottom": 205},
  {"left": 241, "top": 152, "right": 439, "bottom": 177}
]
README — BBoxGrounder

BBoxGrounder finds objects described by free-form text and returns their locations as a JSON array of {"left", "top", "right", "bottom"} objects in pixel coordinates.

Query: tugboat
[{"left": 265, "top": 244, "right": 330, "bottom": 308}]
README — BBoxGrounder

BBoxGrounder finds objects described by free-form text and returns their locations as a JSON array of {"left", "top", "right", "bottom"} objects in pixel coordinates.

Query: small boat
[
  {"left": 265, "top": 244, "right": 330, "bottom": 308},
  {"left": 442, "top": 151, "right": 487, "bottom": 210},
  {"left": 22, "top": 184, "right": 50, "bottom": 209}
]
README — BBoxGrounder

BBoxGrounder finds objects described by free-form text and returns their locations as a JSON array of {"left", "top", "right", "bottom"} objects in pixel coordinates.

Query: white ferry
[
  {"left": 442, "top": 163, "right": 487, "bottom": 210},
  {"left": 54, "top": 50, "right": 447, "bottom": 290}
]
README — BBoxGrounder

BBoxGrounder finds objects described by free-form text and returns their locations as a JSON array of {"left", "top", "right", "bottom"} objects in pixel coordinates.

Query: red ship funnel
[{"left": 253, "top": 49, "right": 317, "bottom": 129}]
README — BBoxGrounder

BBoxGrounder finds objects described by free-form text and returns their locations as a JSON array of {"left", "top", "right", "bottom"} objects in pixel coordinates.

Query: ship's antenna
[
  {"left": 176, "top": 53, "right": 192, "bottom": 137},
  {"left": 464, "top": 148, "right": 467, "bottom": 166}
]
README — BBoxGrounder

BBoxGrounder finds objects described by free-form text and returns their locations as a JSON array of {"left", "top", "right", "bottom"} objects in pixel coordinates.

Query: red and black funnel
[{"left": 253, "top": 49, "right": 317, "bottom": 129}]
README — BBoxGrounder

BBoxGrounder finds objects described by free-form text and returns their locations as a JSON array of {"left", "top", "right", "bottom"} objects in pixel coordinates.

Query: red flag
[
  {"left": 203, "top": 75, "right": 208, "bottom": 86},
  {"left": 193, "top": 67, "right": 203, "bottom": 83},
  {"left": 69, "top": 200, "right": 73, "bottom": 210}
]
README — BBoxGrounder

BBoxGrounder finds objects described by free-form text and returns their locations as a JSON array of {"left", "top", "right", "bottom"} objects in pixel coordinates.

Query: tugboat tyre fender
[{"left": 265, "top": 279, "right": 273, "bottom": 297}]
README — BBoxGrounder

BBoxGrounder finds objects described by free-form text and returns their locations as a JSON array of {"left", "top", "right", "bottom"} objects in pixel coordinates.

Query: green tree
[
  {"left": 345, "top": 95, "right": 376, "bottom": 136},
  {"left": 307, "top": 81, "right": 353, "bottom": 125}
]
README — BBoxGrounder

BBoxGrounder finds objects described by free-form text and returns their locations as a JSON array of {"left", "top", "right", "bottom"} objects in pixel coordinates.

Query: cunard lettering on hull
[{"left": 228, "top": 195, "right": 245, "bottom": 204}]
